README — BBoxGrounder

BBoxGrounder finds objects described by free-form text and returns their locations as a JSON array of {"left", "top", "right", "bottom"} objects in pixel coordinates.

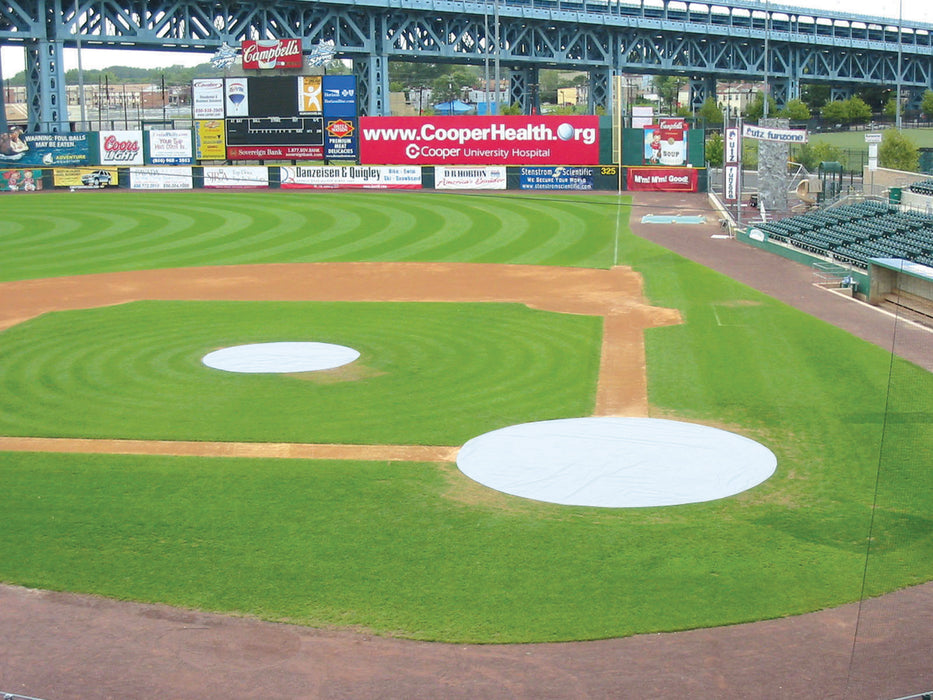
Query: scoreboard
[{"left": 193, "top": 75, "right": 357, "bottom": 161}]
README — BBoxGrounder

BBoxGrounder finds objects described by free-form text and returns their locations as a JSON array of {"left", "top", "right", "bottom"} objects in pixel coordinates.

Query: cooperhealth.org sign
[{"left": 360, "top": 115, "right": 600, "bottom": 165}]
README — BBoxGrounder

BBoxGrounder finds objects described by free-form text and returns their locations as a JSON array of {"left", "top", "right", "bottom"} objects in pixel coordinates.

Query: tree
[
  {"left": 845, "top": 96, "right": 872, "bottom": 125},
  {"left": 921, "top": 89, "right": 933, "bottom": 121},
  {"left": 820, "top": 100, "right": 848, "bottom": 125},
  {"left": 879, "top": 129, "right": 919, "bottom": 171},
  {"left": 778, "top": 99, "right": 811, "bottom": 122},
  {"left": 792, "top": 141, "right": 846, "bottom": 172},
  {"left": 696, "top": 98, "right": 723, "bottom": 126},
  {"left": 652, "top": 75, "right": 686, "bottom": 114},
  {"left": 744, "top": 92, "right": 777, "bottom": 121},
  {"left": 883, "top": 97, "right": 900, "bottom": 121},
  {"left": 818, "top": 96, "right": 872, "bottom": 126},
  {"left": 705, "top": 131, "right": 724, "bottom": 167},
  {"left": 800, "top": 84, "right": 830, "bottom": 114}
]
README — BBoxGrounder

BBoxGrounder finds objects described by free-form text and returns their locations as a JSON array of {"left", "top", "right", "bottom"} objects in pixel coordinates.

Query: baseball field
[{"left": 0, "top": 189, "right": 930, "bottom": 644}]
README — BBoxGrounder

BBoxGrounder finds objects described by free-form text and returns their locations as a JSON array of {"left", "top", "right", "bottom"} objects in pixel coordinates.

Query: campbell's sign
[
  {"left": 99, "top": 130, "right": 144, "bottom": 165},
  {"left": 360, "top": 115, "right": 600, "bottom": 165},
  {"left": 241, "top": 39, "right": 302, "bottom": 70}
]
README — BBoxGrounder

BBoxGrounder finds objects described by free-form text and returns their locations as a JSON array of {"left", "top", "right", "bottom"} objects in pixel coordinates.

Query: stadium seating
[
  {"left": 908, "top": 179, "right": 933, "bottom": 197},
  {"left": 755, "top": 201, "right": 933, "bottom": 269}
]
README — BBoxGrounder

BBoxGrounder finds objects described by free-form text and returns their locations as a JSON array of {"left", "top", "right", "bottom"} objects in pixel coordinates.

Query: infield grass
[
  {"left": 0, "top": 301, "right": 602, "bottom": 445},
  {"left": 0, "top": 190, "right": 931, "bottom": 642}
]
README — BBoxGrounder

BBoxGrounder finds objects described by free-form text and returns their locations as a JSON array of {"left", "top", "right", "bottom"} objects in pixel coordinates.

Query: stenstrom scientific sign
[{"left": 360, "top": 116, "right": 600, "bottom": 165}]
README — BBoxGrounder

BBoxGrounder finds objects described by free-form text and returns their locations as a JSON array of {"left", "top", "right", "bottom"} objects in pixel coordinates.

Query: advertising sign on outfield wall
[
  {"left": 99, "top": 130, "right": 145, "bottom": 166},
  {"left": 359, "top": 116, "right": 599, "bottom": 165},
  {"left": 130, "top": 167, "right": 194, "bottom": 190},
  {"left": 324, "top": 118, "right": 358, "bottom": 161},
  {"left": 435, "top": 166, "right": 507, "bottom": 190},
  {"left": 0, "top": 168, "right": 42, "bottom": 191},
  {"left": 280, "top": 165, "right": 422, "bottom": 189},
  {"left": 203, "top": 166, "right": 270, "bottom": 189},
  {"left": 627, "top": 167, "right": 698, "bottom": 192},
  {"left": 195, "top": 120, "right": 226, "bottom": 160},
  {"left": 148, "top": 129, "right": 193, "bottom": 165},
  {"left": 192, "top": 79, "right": 225, "bottom": 119},
  {"left": 2, "top": 131, "right": 91, "bottom": 167},
  {"left": 520, "top": 166, "right": 595, "bottom": 191},
  {"left": 241, "top": 39, "right": 302, "bottom": 70},
  {"left": 644, "top": 119, "right": 687, "bottom": 166},
  {"left": 225, "top": 78, "right": 249, "bottom": 117},
  {"left": 322, "top": 75, "right": 357, "bottom": 118},
  {"left": 52, "top": 167, "right": 118, "bottom": 188}
]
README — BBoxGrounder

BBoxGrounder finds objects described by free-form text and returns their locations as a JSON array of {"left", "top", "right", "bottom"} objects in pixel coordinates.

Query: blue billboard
[
  {"left": 0, "top": 130, "right": 92, "bottom": 167},
  {"left": 519, "top": 166, "right": 595, "bottom": 191},
  {"left": 322, "top": 75, "right": 357, "bottom": 118}
]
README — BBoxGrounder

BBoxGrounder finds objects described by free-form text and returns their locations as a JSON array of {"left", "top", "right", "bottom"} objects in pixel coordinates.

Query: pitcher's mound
[
  {"left": 457, "top": 417, "right": 776, "bottom": 508},
  {"left": 202, "top": 342, "right": 360, "bottom": 374}
]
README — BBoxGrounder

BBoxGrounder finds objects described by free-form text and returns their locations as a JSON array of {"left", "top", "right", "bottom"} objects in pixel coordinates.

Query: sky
[{"left": 1, "top": 0, "right": 932, "bottom": 80}]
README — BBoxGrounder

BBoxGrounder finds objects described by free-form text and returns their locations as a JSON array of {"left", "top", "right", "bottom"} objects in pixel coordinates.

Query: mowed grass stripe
[
  {"left": 0, "top": 301, "right": 602, "bottom": 445},
  {"left": 0, "top": 191, "right": 621, "bottom": 281},
  {"left": 0, "top": 450, "right": 893, "bottom": 643}
]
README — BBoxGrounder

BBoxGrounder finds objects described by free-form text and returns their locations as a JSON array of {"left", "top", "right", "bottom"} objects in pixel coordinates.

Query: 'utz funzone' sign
[{"left": 241, "top": 39, "right": 302, "bottom": 70}]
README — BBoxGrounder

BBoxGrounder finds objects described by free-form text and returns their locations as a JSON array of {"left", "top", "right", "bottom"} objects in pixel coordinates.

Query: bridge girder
[{"left": 3, "top": 0, "right": 932, "bottom": 122}]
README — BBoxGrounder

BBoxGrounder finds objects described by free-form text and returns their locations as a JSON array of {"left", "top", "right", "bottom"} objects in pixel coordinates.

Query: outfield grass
[
  {"left": 0, "top": 190, "right": 619, "bottom": 281},
  {"left": 807, "top": 126, "right": 933, "bottom": 151},
  {"left": 0, "top": 190, "right": 931, "bottom": 642}
]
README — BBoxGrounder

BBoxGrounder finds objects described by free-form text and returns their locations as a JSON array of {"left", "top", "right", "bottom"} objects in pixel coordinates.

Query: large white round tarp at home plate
[
  {"left": 457, "top": 417, "right": 777, "bottom": 508},
  {"left": 202, "top": 342, "right": 360, "bottom": 374}
]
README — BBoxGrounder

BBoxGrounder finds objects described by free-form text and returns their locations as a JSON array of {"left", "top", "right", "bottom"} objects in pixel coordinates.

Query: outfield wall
[{"left": 0, "top": 164, "right": 709, "bottom": 193}]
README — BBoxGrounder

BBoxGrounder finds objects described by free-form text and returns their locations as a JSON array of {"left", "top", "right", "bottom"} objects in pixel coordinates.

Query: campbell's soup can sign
[
  {"left": 359, "top": 115, "right": 600, "bottom": 165},
  {"left": 241, "top": 39, "right": 303, "bottom": 70},
  {"left": 99, "top": 130, "right": 144, "bottom": 165},
  {"left": 644, "top": 118, "right": 686, "bottom": 166}
]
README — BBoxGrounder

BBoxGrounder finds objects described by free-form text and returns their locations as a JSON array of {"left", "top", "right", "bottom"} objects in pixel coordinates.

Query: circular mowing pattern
[
  {"left": 202, "top": 342, "right": 360, "bottom": 374},
  {"left": 457, "top": 417, "right": 777, "bottom": 508}
]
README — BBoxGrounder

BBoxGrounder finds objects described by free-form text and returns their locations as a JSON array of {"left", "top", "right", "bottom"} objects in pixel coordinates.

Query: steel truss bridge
[{"left": 1, "top": 0, "right": 932, "bottom": 132}]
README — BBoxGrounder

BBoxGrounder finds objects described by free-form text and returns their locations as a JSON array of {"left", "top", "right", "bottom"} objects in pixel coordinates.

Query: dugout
[{"left": 868, "top": 258, "right": 933, "bottom": 325}]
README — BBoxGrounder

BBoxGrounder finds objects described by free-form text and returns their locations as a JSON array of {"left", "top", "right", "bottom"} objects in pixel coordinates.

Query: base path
[{"left": 0, "top": 261, "right": 681, "bottom": 463}]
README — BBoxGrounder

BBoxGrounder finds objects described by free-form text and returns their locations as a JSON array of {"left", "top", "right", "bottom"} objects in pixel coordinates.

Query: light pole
[
  {"left": 483, "top": 0, "right": 490, "bottom": 113},
  {"left": 493, "top": 0, "right": 500, "bottom": 115},
  {"left": 75, "top": 0, "right": 87, "bottom": 129},
  {"left": 762, "top": 0, "right": 770, "bottom": 119},
  {"left": 895, "top": 0, "right": 903, "bottom": 129}
]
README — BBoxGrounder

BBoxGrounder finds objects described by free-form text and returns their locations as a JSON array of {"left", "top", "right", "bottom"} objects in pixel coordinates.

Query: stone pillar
[{"left": 757, "top": 117, "right": 790, "bottom": 213}]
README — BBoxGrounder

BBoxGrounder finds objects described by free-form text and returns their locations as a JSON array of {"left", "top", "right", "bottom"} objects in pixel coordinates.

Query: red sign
[
  {"left": 627, "top": 167, "right": 698, "bottom": 192},
  {"left": 326, "top": 119, "right": 355, "bottom": 138},
  {"left": 241, "top": 39, "right": 303, "bottom": 70},
  {"left": 226, "top": 145, "right": 323, "bottom": 160},
  {"left": 359, "top": 115, "right": 600, "bottom": 165}
]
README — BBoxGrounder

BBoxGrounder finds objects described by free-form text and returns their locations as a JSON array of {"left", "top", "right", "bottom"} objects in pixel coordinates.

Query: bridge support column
[
  {"left": 354, "top": 54, "right": 390, "bottom": 116},
  {"left": 769, "top": 79, "right": 798, "bottom": 111},
  {"left": 588, "top": 69, "right": 612, "bottom": 114},
  {"left": 509, "top": 67, "right": 540, "bottom": 115},
  {"left": 689, "top": 76, "right": 717, "bottom": 113},
  {"left": 905, "top": 88, "right": 925, "bottom": 113},
  {"left": 830, "top": 86, "right": 853, "bottom": 103},
  {"left": 0, "top": 49, "right": 7, "bottom": 133},
  {"left": 26, "top": 40, "right": 69, "bottom": 132}
]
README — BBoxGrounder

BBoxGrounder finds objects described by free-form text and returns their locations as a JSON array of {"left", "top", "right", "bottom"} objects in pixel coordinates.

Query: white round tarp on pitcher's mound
[
  {"left": 457, "top": 417, "right": 776, "bottom": 508},
  {"left": 202, "top": 342, "right": 360, "bottom": 374}
]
